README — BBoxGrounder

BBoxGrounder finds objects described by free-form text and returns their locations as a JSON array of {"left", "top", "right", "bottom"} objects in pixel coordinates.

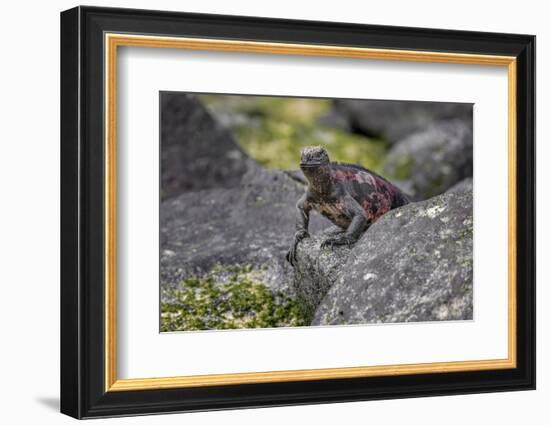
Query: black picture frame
[{"left": 61, "top": 5, "right": 535, "bottom": 419}]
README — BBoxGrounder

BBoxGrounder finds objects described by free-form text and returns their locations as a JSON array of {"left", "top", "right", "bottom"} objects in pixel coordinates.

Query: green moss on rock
[
  {"left": 200, "top": 95, "right": 388, "bottom": 172},
  {"left": 236, "top": 125, "right": 387, "bottom": 171},
  {"left": 389, "top": 154, "right": 414, "bottom": 180},
  {"left": 161, "top": 264, "right": 306, "bottom": 332},
  {"left": 424, "top": 174, "right": 446, "bottom": 199}
]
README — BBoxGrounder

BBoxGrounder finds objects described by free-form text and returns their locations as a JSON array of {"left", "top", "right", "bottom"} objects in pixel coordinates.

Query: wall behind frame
[{"left": 0, "top": 0, "right": 543, "bottom": 424}]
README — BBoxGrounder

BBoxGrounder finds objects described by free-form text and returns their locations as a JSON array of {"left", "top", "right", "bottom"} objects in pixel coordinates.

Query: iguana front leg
[
  {"left": 322, "top": 196, "right": 368, "bottom": 248},
  {"left": 286, "top": 194, "right": 311, "bottom": 266}
]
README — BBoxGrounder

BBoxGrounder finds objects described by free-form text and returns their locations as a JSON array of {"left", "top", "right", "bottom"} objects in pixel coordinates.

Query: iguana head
[
  {"left": 300, "top": 146, "right": 332, "bottom": 192},
  {"left": 300, "top": 146, "right": 330, "bottom": 168}
]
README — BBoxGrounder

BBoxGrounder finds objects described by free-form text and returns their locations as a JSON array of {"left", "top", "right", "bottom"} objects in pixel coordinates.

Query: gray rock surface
[
  {"left": 333, "top": 99, "right": 472, "bottom": 144},
  {"left": 289, "top": 189, "right": 473, "bottom": 325},
  {"left": 160, "top": 166, "right": 330, "bottom": 301},
  {"left": 447, "top": 178, "right": 473, "bottom": 194},
  {"left": 290, "top": 227, "right": 354, "bottom": 320},
  {"left": 283, "top": 169, "right": 308, "bottom": 185},
  {"left": 382, "top": 120, "right": 473, "bottom": 200},
  {"left": 161, "top": 92, "right": 253, "bottom": 199}
]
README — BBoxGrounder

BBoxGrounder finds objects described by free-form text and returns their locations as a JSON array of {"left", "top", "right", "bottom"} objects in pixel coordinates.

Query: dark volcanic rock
[
  {"left": 161, "top": 92, "right": 253, "bottom": 199},
  {"left": 160, "top": 166, "right": 330, "bottom": 301},
  {"left": 382, "top": 120, "right": 473, "bottom": 200},
  {"left": 288, "top": 189, "right": 473, "bottom": 325},
  {"left": 333, "top": 99, "right": 472, "bottom": 144}
]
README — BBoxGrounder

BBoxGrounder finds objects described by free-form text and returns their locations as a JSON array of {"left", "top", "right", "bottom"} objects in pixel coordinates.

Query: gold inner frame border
[{"left": 104, "top": 33, "right": 517, "bottom": 392}]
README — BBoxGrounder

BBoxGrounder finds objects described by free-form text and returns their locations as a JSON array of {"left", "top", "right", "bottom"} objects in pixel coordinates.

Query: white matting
[{"left": 116, "top": 46, "right": 509, "bottom": 379}]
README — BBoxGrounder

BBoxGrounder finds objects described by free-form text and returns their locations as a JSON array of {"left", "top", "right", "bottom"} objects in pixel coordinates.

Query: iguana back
[{"left": 329, "top": 162, "right": 409, "bottom": 223}]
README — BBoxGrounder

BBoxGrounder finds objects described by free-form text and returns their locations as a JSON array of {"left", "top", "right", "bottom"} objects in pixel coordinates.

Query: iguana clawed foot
[
  {"left": 321, "top": 234, "right": 356, "bottom": 248},
  {"left": 286, "top": 230, "right": 310, "bottom": 266},
  {"left": 325, "top": 227, "right": 346, "bottom": 236}
]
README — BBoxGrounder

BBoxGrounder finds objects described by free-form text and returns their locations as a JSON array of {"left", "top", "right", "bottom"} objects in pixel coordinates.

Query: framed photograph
[{"left": 60, "top": 6, "right": 535, "bottom": 419}]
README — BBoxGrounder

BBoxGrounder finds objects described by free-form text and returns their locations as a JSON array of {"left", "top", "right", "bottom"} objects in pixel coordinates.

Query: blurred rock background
[{"left": 160, "top": 92, "right": 473, "bottom": 332}]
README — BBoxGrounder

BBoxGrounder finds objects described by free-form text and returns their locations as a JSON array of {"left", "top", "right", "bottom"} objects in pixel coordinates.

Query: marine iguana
[{"left": 286, "top": 146, "right": 410, "bottom": 266}]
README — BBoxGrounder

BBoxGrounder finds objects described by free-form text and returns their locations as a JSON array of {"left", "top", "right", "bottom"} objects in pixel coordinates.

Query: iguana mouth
[{"left": 300, "top": 162, "right": 323, "bottom": 168}]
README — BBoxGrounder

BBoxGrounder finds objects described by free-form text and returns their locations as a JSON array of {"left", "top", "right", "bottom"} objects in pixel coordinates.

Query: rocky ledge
[{"left": 291, "top": 185, "right": 473, "bottom": 325}]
